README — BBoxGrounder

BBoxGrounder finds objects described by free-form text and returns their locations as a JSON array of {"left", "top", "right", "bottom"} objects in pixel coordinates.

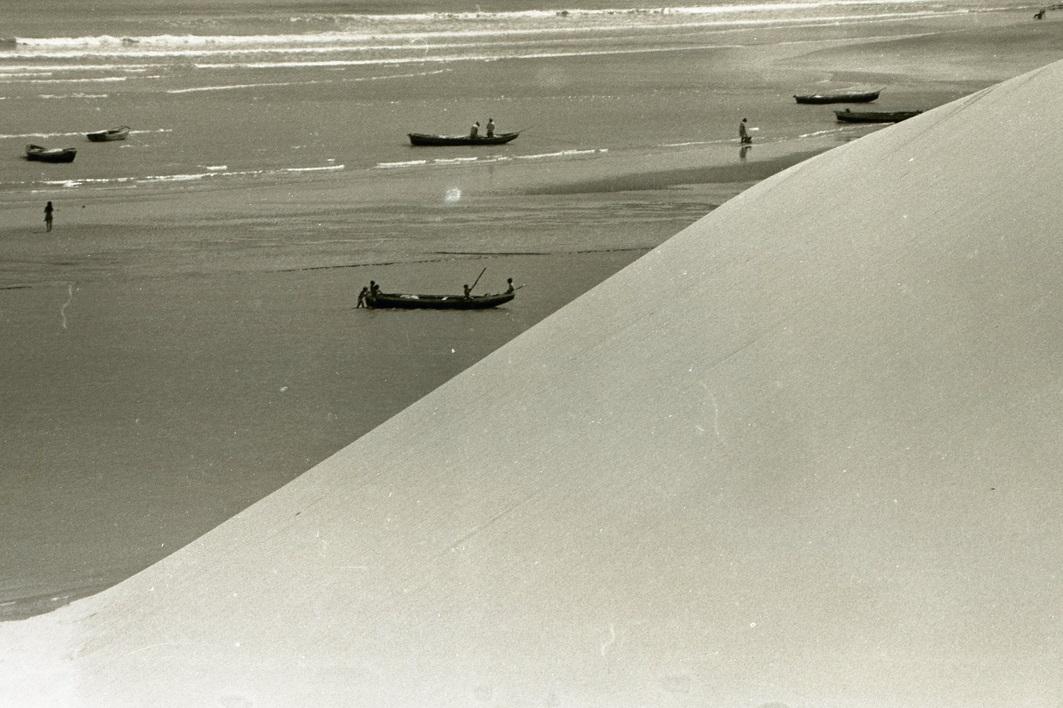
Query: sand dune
[{"left": 5, "top": 59, "right": 1063, "bottom": 707}]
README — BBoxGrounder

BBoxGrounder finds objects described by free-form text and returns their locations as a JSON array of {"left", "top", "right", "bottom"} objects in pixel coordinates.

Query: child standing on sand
[{"left": 44, "top": 201, "right": 54, "bottom": 232}]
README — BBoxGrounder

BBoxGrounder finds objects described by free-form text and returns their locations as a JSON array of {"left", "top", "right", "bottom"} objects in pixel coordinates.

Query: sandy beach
[{"left": 2, "top": 1, "right": 1062, "bottom": 623}]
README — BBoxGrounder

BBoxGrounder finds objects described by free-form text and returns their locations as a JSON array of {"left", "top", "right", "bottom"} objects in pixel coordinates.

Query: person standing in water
[
  {"left": 44, "top": 201, "right": 54, "bottom": 232},
  {"left": 739, "top": 118, "right": 752, "bottom": 145}
]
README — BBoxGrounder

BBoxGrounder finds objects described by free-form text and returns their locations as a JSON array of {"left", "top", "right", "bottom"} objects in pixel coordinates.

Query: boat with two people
[
  {"left": 86, "top": 125, "right": 130, "bottom": 142},
  {"left": 24, "top": 144, "right": 77, "bottom": 163},
  {"left": 834, "top": 108, "right": 922, "bottom": 123},
  {"left": 408, "top": 131, "right": 520, "bottom": 147},
  {"left": 793, "top": 89, "right": 881, "bottom": 104}
]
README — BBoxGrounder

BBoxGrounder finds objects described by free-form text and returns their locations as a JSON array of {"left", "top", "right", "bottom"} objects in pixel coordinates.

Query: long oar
[{"left": 469, "top": 266, "right": 487, "bottom": 293}]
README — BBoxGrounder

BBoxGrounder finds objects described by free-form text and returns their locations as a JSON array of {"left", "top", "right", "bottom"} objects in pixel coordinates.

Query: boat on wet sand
[
  {"left": 794, "top": 89, "right": 881, "bottom": 104},
  {"left": 834, "top": 109, "right": 922, "bottom": 123},
  {"left": 24, "top": 144, "right": 77, "bottom": 163},
  {"left": 86, "top": 125, "right": 130, "bottom": 142}
]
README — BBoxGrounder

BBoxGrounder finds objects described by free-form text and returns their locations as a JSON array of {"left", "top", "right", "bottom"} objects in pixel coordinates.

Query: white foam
[
  {"left": 284, "top": 164, "right": 345, "bottom": 173},
  {"left": 515, "top": 148, "right": 608, "bottom": 160},
  {"left": 376, "top": 160, "right": 428, "bottom": 169},
  {"left": 36, "top": 93, "right": 108, "bottom": 99}
]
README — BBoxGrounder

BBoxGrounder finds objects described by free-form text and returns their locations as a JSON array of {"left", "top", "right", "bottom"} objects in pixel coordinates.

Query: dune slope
[{"left": 4, "top": 62, "right": 1063, "bottom": 707}]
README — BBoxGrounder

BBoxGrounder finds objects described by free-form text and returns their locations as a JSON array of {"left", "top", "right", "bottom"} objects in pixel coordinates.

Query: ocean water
[{"left": 0, "top": 0, "right": 1029, "bottom": 198}]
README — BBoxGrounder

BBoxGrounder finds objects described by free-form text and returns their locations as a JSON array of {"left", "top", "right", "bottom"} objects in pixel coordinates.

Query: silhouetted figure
[
  {"left": 44, "top": 201, "right": 54, "bottom": 232},
  {"left": 739, "top": 117, "right": 752, "bottom": 145},
  {"left": 486, "top": 118, "right": 496, "bottom": 138},
  {"left": 356, "top": 286, "right": 369, "bottom": 308},
  {"left": 505, "top": 277, "right": 514, "bottom": 294},
  {"left": 1034, "top": 8, "right": 1046, "bottom": 19},
  {"left": 463, "top": 283, "right": 472, "bottom": 298},
  {"left": 370, "top": 280, "right": 381, "bottom": 298},
  {"left": 469, "top": 121, "right": 480, "bottom": 139}
]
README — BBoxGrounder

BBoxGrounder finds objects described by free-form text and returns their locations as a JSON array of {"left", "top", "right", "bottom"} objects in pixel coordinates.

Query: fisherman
[
  {"left": 469, "top": 121, "right": 480, "bottom": 139},
  {"left": 356, "top": 286, "right": 369, "bottom": 308},
  {"left": 463, "top": 283, "right": 472, "bottom": 299},
  {"left": 44, "top": 200, "right": 54, "bottom": 232},
  {"left": 486, "top": 118, "right": 496, "bottom": 138},
  {"left": 370, "top": 280, "right": 381, "bottom": 298},
  {"left": 739, "top": 117, "right": 752, "bottom": 144},
  {"left": 505, "top": 277, "right": 515, "bottom": 294}
]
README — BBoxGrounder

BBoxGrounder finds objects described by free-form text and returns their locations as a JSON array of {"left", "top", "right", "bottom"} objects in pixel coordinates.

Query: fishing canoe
[
  {"left": 367, "top": 291, "right": 515, "bottom": 310},
  {"left": 86, "top": 125, "right": 130, "bottom": 142},
  {"left": 24, "top": 144, "right": 77, "bottom": 163},
  {"left": 834, "top": 109, "right": 922, "bottom": 123},
  {"left": 408, "top": 131, "right": 520, "bottom": 146},
  {"left": 793, "top": 90, "right": 881, "bottom": 104}
]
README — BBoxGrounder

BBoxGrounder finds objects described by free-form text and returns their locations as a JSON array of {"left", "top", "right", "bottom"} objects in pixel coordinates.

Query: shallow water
[{"left": 0, "top": 0, "right": 1027, "bottom": 199}]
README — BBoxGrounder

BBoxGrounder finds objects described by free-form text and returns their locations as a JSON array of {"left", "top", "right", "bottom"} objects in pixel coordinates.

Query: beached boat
[
  {"left": 86, "top": 125, "right": 130, "bottom": 142},
  {"left": 24, "top": 144, "right": 77, "bottom": 163},
  {"left": 793, "top": 89, "right": 881, "bottom": 104},
  {"left": 366, "top": 291, "right": 515, "bottom": 309},
  {"left": 408, "top": 132, "right": 520, "bottom": 146},
  {"left": 834, "top": 109, "right": 922, "bottom": 123}
]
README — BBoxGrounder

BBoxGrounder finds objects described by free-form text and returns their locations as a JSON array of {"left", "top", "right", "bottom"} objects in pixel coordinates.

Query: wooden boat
[
  {"left": 408, "top": 131, "right": 520, "bottom": 147},
  {"left": 24, "top": 144, "right": 77, "bottom": 163},
  {"left": 793, "top": 90, "right": 880, "bottom": 104},
  {"left": 86, "top": 125, "right": 130, "bottom": 142},
  {"left": 366, "top": 291, "right": 515, "bottom": 310},
  {"left": 834, "top": 109, "right": 922, "bottom": 123}
]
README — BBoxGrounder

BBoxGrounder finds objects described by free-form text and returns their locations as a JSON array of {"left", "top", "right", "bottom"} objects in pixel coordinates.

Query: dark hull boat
[
  {"left": 834, "top": 109, "right": 922, "bottom": 123},
  {"left": 86, "top": 125, "right": 130, "bottom": 142},
  {"left": 793, "top": 90, "right": 880, "bottom": 104},
  {"left": 408, "top": 131, "right": 520, "bottom": 146},
  {"left": 24, "top": 144, "right": 77, "bottom": 163},
  {"left": 367, "top": 291, "right": 515, "bottom": 310}
]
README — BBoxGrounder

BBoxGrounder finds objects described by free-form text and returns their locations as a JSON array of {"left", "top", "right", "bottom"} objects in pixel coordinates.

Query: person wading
[{"left": 739, "top": 118, "right": 752, "bottom": 145}]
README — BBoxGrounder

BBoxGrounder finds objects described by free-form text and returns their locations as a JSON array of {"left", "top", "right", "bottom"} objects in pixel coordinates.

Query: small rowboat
[
  {"left": 86, "top": 125, "right": 130, "bottom": 142},
  {"left": 408, "top": 131, "right": 520, "bottom": 147},
  {"left": 367, "top": 291, "right": 515, "bottom": 310},
  {"left": 834, "top": 109, "right": 922, "bottom": 123},
  {"left": 793, "top": 90, "right": 881, "bottom": 104},
  {"left": 25, "top": 144, "right": 77, "bottom": 163}
]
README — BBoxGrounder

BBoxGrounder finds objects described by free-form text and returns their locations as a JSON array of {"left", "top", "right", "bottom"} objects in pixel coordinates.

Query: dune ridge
[{"left": 4, "top": 60, "right": 1063, "bottom": 707}]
